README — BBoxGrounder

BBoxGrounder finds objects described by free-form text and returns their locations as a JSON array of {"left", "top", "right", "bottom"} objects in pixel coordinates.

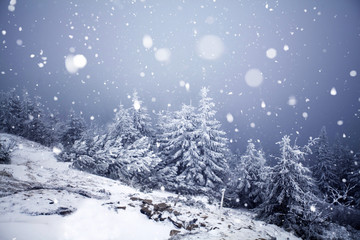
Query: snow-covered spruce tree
[
  {"left": 129, "top": 90, "right": 153, "bottom": 138},
  {"left": 155, "top": 104, "right": 202, "bottom": 194},
  {"left": 0, "top": 139, "right": 12, "bottom": 164},
  {"left": 0, "top": 91, "right": 55, "bottom": 145},
  {"left": 312, "top": 126, "right": 337, "bottom": 196},
  {"left": 196, "top": 87, "right": 229, "bottom": 196},
  {"left": 23, "top": 96, "right": 53, "bottom": 146},
  {"left": 233, "top": 139, "right": 268, "bottom": 208},
  {"left": 83, "top": 101, "right": 159, "bottom": 185},
  {"left": 71, "top": 127, "right": 99, "bottom": 157},
  {"left": 60, "top": 109, "right": 86, "bottom": 150},
  {"left": 0, "top": 91, "right": 23, "bottom": 135},
  {"left": 257, "top": 135, "right": 325, "bottom": 239},
  {"left": 108, "top": 103, "right": 140, "bottom": 147},
  {"left": 332, "top": 138, "right": 355, "bottom": 191},
  {"left": 108, "top": 136, "right": 161, "bottom": 186}
]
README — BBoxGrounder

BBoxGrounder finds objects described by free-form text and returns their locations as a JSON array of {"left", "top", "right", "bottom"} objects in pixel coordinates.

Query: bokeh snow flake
[
  {"left": 196, "top": 35, "right": 224, "bottom": 60},
  {"left": 330, "top": 87, "right": 337, "bottom": 96},
  {"left": 350, "top": 70, "right": 357, "bottom": 77},
  {"left": 302, "top": 112, "right": 308, "bottom": 119},
  {"left": 52, "top": 147, "right": 62, "bottom": 155},
  {"left": 8, "top": 0, "right": 16, "bottom": 12},
  {"left": 287, "top": 96, "right": 297, "bottom": 106},
  {"left": 133, "top": 100, "right": 141, "bottom": 110},
  {"left": 142, "top": 35, "right": 153, "bottom": 49},
  {"left": 310, "top": 205, "right": 316, "bottom": 212},
  {"left": 245, "top": 68, "right": 263, "bottom": 87},
  {"left": 73, "top": 54, "right": 87, "bottom": 68},
  {"left": 16, "top": 39, "right": 23, "bottom": 46},
  {"left": 155, "top": 48, "right": 171, "bottom": 62},
  {"left": 261, "top": 100, "right": 266, "bottom": 108},
  {"left": 266, "top": 48, "right": 277, "bottom": 59},
  {"left": 226, "top": 113, "right": 234, "bottom": 123},
  {"left": 65, "top": 54, "right": 87, "bottom": 74}
]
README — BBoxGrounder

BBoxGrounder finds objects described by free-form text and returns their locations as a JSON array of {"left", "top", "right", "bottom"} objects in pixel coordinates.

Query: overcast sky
[{"left": 1, "top": 0, "right": 360, "bottom": 153}]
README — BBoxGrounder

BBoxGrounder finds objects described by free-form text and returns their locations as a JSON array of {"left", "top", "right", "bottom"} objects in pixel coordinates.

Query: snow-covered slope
[{"left": 0, "top": 134, "right": 299, "bottom": 240}]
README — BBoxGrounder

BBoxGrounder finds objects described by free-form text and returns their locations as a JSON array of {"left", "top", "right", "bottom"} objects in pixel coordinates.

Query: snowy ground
[{"left": 0, "top": 134, "right": 299, "bottom": 240}]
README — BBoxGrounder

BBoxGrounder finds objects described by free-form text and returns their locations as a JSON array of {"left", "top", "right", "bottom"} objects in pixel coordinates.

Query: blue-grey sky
[{"left": 1, "top": 0, "right": 360, "bottom": 153}]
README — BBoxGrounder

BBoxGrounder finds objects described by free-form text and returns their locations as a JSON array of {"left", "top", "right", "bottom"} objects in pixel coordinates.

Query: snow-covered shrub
[{"left": 0, "top": 139, "right": 14, "bottom": 164}]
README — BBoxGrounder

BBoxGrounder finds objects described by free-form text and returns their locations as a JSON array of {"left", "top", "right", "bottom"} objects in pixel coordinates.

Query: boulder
[
  {"left": 140, "top": 205, "right": 153, "bottom": 219},
  {"left": 154, "top": 202, "right": 170, "bottom": 212}
]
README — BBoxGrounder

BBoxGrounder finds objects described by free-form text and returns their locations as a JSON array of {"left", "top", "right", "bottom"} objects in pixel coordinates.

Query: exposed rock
[
  {"left": 173, "top": 210, "right": 181, "bottom": 216},
  {"left": 142, "top": 199, "right": 153, "bottom": 205},
  {"left": 140, "top": 205, "right": 153, "bottom": 219},
  {"left": 56, "top": 207, "right": 74, "bottom": 216},
  {"left": 154, "top": 202, "right": 170, "bottom": 212},
  {"left": 34, "top": 207, "right": 76, "bottom": 216},
  {"left": 130, "top": 196, "right": 142, "bottom": 201},
  {"left": 186, "top": 224, "right": 198, "bottom": 231},
  {"left": 168, "top": 217, "right": 183, "bottom": 229},
  {"left": 115, "top": 206, "right": 126, "bottom": 210},
  {"left": 170, "top": 230, "right": 181, "bottom": 237}
]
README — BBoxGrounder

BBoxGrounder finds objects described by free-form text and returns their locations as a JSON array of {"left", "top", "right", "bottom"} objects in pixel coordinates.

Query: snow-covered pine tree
[
  {"left": 109, "top": 136, "right": 161, "bottom": 185},
  {"left": 108, "top": 103, "right": 140, "bottom": 147},
  {"left": 0, "top": 91, "right": 54, "bottom": 145},
  {"left": 197, "top": 87, "right": 229, "bottom": 195},
  {"left": 0, "top": 91, "right": 23, "bottom": 135},
  {"left": 155, "top": 104, "right": 201, "bottom": 193},
  {"left": 24, "top": 96, "right": 53, "bottom": 146},
  {"left": 312, "top": 126, "right": 337, "bottom": 195},
  {"left": 61, "top": 109, "right": 86, "bottom": 149},
  {"left": 129, "top": 90, "right": 153, "bottom": 137},
  {"left": 332, "top": 137, "right": 355, "bottom": 191},
  {"left": 71, "top": 127, "right": 98, "bottom": 157},
  {"left": 234, "top": 139, "right": 268, "bottom": 208},
  {"left": 0, "top": 139, "right": 12, "bottom": 164},
  {"left": 257, "top": 135, "right": 325, "bottom": 239}
]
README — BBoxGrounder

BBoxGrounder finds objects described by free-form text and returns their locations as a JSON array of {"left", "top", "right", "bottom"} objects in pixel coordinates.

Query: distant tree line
[
  {"left": 0, "top": 87, "right": 359, "bottom": 239},
  {"left": 0, "top": 90, "right": 86, "bottom": 149}
]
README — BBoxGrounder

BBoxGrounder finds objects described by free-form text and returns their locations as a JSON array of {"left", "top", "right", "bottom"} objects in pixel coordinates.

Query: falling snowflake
[
  {"left": 330, "top": 87, "right": 337, "bottom": 96},
  {"left": 266, "top": 48, "right": 277, "bottom": 59},
  {"left": 245, "top": 68, "right": 263, "bottom": 87},
  {"left": 226, "top": 113, "right": 234, "bottom": 123}
]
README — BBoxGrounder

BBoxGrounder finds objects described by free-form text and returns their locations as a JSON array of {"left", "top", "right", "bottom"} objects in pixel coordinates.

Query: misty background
[{"left": 1, "top": 0, "right": 359, "bottom": 154}]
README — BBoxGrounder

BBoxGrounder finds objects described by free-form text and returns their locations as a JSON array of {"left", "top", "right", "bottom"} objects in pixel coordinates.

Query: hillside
[{"left": 1, "top": 133, "right": 301, "bottom": 240}]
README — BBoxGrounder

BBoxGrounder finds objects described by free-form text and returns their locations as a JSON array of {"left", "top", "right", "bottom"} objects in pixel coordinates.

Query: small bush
[{"left": 0, "top": 139, "right": 15, "bottom": 164}]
